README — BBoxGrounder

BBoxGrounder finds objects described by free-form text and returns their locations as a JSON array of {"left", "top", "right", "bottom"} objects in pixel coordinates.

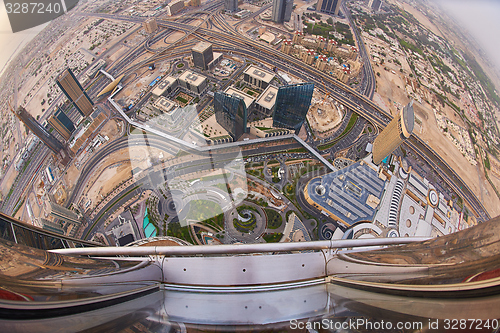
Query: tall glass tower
[
  {"left": 272, "top": 0, "right": 293, "bottom": 24},
  {"left": 214, "top": 91, "right": 248, "bottom": 140},
  {"left": 56, "top": 68, "right": 94, "bottom": 117},
  {"left": 272, "top": 83, "right": 314, "bottom": 132}
]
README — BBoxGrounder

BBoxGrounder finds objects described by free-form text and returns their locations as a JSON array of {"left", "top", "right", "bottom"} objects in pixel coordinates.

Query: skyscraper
[
  {"left": 272, "top": 0, "right": 293, "bottom": 24},
  {"left": 49, "top": 202, "right": 82, "bottom": 226},
  {"left": 56, "top": 68, "right": 94, "bottom": 117},
  {"left": 14, "top": 107, "right": 71, "bottom": 164},
  {"left": 372, "top": 101, "right": 414, "bottom": 165},
  {"left": 191, "top": 42, "right": 214, "bottom": 70},
  {"left": 316, "top": 0, "right": 341, "bottom": 16},
  {"left": 48, "top": 109, "right": 75, "bottom": 141},
  {"left": 224, "top": 0, "right": 238, "bottom": 12},
  {"left": 214, "top": 91, "right": 248, "bottom": 140},
  {"left": 368, "top": 0, "right": 383, "bottom": 11},
  {"left": 272, "top": 83, "right": 314, "bottom": 133},
  {"left": 143, "top": 18, "right": 158, "bottom": 34}
]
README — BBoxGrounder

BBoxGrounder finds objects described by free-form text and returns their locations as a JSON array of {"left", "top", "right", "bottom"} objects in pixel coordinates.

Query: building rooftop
[
  {"left": 255, "top": 85, "right": 278, "bottom": 110},
  {"left": 192, "top": 41, "right": 212, "bottom": 53},
  {"left": 224, "top": 87, "right": 255, "bottom": 109},
  {"left": 243, "top": 65, "right": 275, "bottom": 84},
  {"left": 152, "top": 76, "right": 177, "bottom": 96},
  {"left": 306, "top": 161, "right": 386, "bottom": 227},
  {"left": 178, "top": 70, "right": 207, "bottom": 87},
  {"left": 154, "top": 97, "right": 177, "bottom": 114}
]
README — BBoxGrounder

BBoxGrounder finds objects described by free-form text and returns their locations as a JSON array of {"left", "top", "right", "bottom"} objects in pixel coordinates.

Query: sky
[{"left": 438, "top": 0, "right": 500, "bottom": 71}]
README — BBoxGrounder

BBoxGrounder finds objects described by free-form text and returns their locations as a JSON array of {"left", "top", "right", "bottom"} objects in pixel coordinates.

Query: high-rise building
[
  {"left": 14, "top": 107, "right": 71, "bottom": 164},
  {"left": 48, "top": 109, "right": 75, "bottom": 141},
  {"left": 316, "top": 0, "right": 341, "bottom": 16},
  {"left": 41, "top": 218, "right": 64, "bottom": 235},
  {"left": 272, "top": 0, "right": 293, "bottom": 24},
  {"left": 56, "top": 68, "right": 94, "bottom": 117},
  {"left": 243, "top": 65, "right": 275, "bottom": 90},
  {"left": 224, "top": 0, "right": 238, "bottom": 12},
  {"left": 192, "top": 42, "right": 214, "bottom": 70},
  {"left": 368, "top": 0, "right": 383, "bottom": 11},
  {"left": 272, "top": 83, "right": 314, "bottom": 133},
  {"left": 143, "top": 18, "right": 158, "bottom": 34},
  {"left": 49, "top": 202, "right": 82, "bottom": 226},
  {"left": 372, "top": 101, "right": 414, "bottom": 164},
  {"left": 214, "top": 91, "right": 248, "bottom": 140}
]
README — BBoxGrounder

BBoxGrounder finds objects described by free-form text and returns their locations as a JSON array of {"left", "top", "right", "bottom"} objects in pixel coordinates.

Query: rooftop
[
  {"left": 306, "top": 161, "right": 386, "bottom": 227},
  {"left": 178, "top": 70, "right": 207, "bottom": 87},
  {"left": 192, "top": 41, "right": 212, "bottom": 53},
  {"left": 255, "top": 85, "right": 278, "bottom": 110},
  {"left": 243, "top": 65, "right": 275, "bottom": 83},
  {"left": 224, "top": 87, "right": 255, "bottom": 109}
]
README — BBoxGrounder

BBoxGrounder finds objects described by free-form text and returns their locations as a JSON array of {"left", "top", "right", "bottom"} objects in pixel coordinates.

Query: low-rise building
[
  {"left": 152, "top": 76, "right": 178, "bottom": 97},
  {"left": 178, "top": 70, "right": 208, "bottom": 94},
  {"left": 243, "top": 65, "right": 275, "bottom": 90}
]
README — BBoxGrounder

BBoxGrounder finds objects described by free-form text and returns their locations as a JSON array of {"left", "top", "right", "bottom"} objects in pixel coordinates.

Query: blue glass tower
[
  {"left": 214, "top": 91, "right": 248, "bottom": 140},
  {"left": 272, "top": 83, "right": 314, "bottom": 132}
]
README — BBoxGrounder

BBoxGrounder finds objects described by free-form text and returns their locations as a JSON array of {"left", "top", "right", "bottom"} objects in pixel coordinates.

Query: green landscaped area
[
  {"left": 233, "top": 205, "right": 259, "bottom": 233},
  {"left": 176, "top": 63, "right": 184, "bottom": 68},
  {"left": 318, "top": 113, "right": 359, "bottom": 150},
  {"left": 265, "top": 208, "right": 282, "bottom": 229},
  {"left": 263, "top": 233, "right": 283, "bottom": 243},
  {"left": 176, "top": 96, "right": 188, "bottom": 104}
]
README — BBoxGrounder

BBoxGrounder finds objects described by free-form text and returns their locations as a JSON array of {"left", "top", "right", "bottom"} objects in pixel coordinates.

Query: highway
[
  {"left": 12, "top": 2, "right": 485, "bottom": 228},
  {"left": 75, "top": 6, "right": 490, "bottom": 221}
]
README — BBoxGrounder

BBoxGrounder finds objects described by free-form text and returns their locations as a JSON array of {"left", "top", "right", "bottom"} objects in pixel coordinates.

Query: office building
[
  {"left": 48, "top": 109, "right": 75, "bottom": 141},
  {"left": 153, "top": 97, "right": 183, "bottom": 123},
  {"left": 192, "top": 42, "right": 214, "bottom": 70},
  {"left": 243, "top": 65, "right": 275, "bottom": 90},
  {"left": 255, "top": 85, "right": 279, "bottom": 116},
  {"left": 178, "top": 71, "right": 208, "bottom": 94},
  {"left": 14, "top": 107, "right": 71, "bottom": 164},
  {"left": 214, "top": 91, "right": 248, "bottom": 140},
  {"left": 224, "top": 0, "right": 238, "bottom": 12},
  {"left": 56, "top": 68, "right": 94, "bottom": 117},
  {"left": 143, "top": 18, "right": 158, "bottom": 34},
  {"left": 316, "top": 0, "right": 341, "bottom": 16},
  {"left": 372, "top": 101, "right": 414, "bottom": 165},
  {"left": 272, "top": 83, "right": 314, "bottom": 132},
  {"left": 272, "top": 0, "right": 293, "bottom": 24},
  {"left": 49, "top": 202, "right": 82, "bottom": 226},
  {"left": 166, "top": 0, "right": 185, "bottom": 16},
  {"left": 224, "top": 87, "right": 255, "bottom": 111},
  {"left": 368, "top": 0, "right": 383, "bottom": 11},
  {"left": 41, "top": 218, "right": 64, "bottom": 235},
  {"left": 152, "top": 76, "right": 178, "bottom": 97}
]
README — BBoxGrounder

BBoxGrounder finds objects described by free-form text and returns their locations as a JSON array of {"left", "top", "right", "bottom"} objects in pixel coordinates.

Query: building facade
[
  {"left": 48, "top": 109, "right": 75, "bottom": 141},
  {"left": 14, "top": 107, "right": 71, "bottom": 164},
  {"left": 178, "top": 71, "right": 208, "bottom": 94},
  {"left": 368, "top": 0, "right": 383, "bottom": 11},
  {"left": 191, "top": 42, "right": 214, "bottom": 70},
  {"left": 214, "top": 91, "right": 248, "bottom": 140},
  {"left": 316, "top": 0, "right": 341, "bottom": 16},
  {"left": 224, "top": 0, "right": 238, "bottom": 12},
  {"left": 143, "top": 18, "right": 158, "bottom": 34},
  {"left": 243, "top": 65, "right": 275, "bottom": 90},
  {"left": 166, "top": 0, "right": 185, "bottom": 16},
  {"left": 271, "top": 0, "right": 293, "bottom": 24},
  {"left": 272, "top": 83, "right": 314, "bottom": 132},
  {"left": 56, "top": 68, "right": 94, "bottom": 117},
  {"left": 372, "top": 101, "right": 414, "bottom": 164}
]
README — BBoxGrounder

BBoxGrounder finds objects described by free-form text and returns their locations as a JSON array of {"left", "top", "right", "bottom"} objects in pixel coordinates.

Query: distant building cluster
[{"left": 281, "top": 32, "right": 362, "bottom": 83}]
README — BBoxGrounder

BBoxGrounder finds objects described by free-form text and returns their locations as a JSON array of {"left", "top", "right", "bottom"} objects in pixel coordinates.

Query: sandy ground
[
  {"left": 413, "top": 101, "right": 500, "bottom": 217},
  {"left": 375, "top": 67, "right": 410, "bottom": 116}
]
